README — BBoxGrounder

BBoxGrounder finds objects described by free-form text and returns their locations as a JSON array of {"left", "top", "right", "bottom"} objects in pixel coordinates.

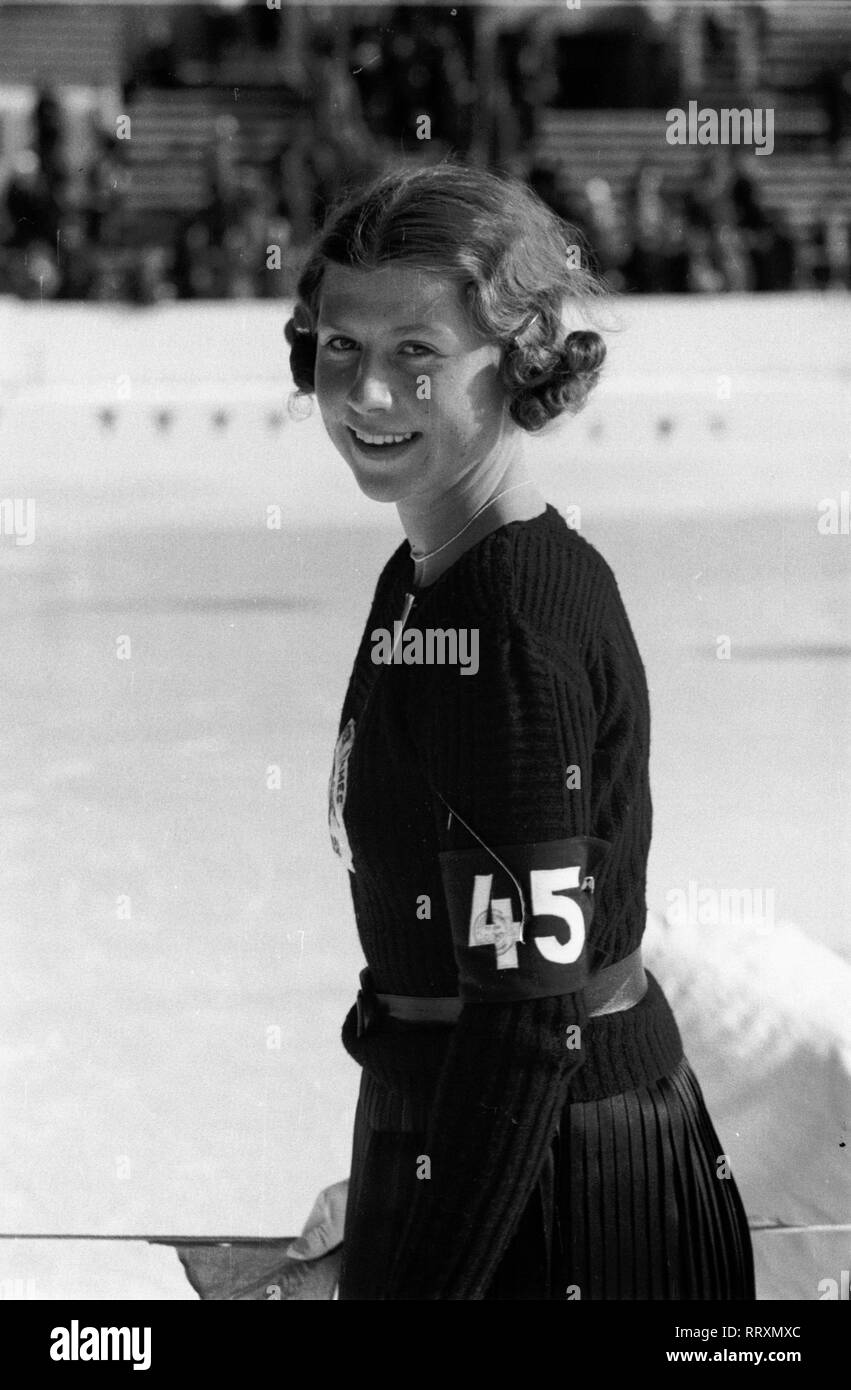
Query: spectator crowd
[{"left": 1, "top": 3, "right": 849, "bottom": 301}]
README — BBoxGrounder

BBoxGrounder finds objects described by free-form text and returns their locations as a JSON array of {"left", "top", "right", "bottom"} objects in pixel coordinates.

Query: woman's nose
[{"left": 346, "top": 355, "right": 393, "bottom": 411}]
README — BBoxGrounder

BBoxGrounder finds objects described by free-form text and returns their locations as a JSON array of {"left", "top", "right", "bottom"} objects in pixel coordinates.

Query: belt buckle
[{"left": 355, "top": 968, "right": 378, "bottom": 1039}]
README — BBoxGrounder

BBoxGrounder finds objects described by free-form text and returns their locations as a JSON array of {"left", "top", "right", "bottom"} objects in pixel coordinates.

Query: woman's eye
[
  {"left": 319, "top": 338, "right": 435, "bottom": 358},
  {"left": 399, "top": 343, "right": 435, "bottom": 357}
]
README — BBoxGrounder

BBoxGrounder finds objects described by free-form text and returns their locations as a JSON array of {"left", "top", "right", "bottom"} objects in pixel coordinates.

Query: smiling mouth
[{"left": 346, "top": 426, "right": 421, "bottom": 450}]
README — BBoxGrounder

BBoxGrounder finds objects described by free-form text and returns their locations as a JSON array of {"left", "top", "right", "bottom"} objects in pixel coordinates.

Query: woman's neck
[{"left": 399, "top": 457, "right": 547, "bottom": 590}]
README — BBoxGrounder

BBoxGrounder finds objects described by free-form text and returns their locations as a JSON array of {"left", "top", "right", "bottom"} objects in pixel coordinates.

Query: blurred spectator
[
  {"left": 712, "top": 222, "right": 752, "bottom": 293},
  {"left": 760, "top": 210, "right": 799, "bottom": 292},
  {"left": 134, "top": 19, "right": 179, "bottom": 90},
  {"left": 818, "top": 60, "right": 851, "bottom": 156},
  {"left": 273, "top": 111, "right": 331, "bottom": 247},
  {"left": 623, "top": 165, "right": 690, "bottom": 294},
  {"left": 429, "top": 15, "right": 477, "bottom": 155},
  {"left": 349, "top": 5, "right": 476, "bottom": 156},
  {"left": 308, "top": 44, "right": 380, "bottom": 188},
  {"left": 528, "top": 163, "right": 588, "bottom": 235},
  {"left": 202, "top": 115, "right": 242, "bottom": 246},
  {"left": 685, "top": 225, "right": 727, "bottom": 293},
  {"left": 730, "top": 165, "right": 799, "bottom": 292},
  {"left": 55, "top": 210, "right": 99, "bottom": 300},
  {"left": 583, "top": 177, "right": 630, "bottom": 283},
  {"left": 683, "top": 148, "right": 736, "bottom": 232},
  {"left": 126, "top": 246, "right": 177, "bottom": 305},
  {"left": 809, "top": 207, "right": 851, "bottom": 290},
  {"left": 174, "top": 155, "right": 287, "bottom": 300},
  {"left": 200, "top": 1, "right": 244, "bottom": 71},
  {"left": 490, "top": 22, "right": 554, "bottom": 164},
  {"left": 3, "top": 238, "right": 62, "bottom": 299},
  {"left": 34, "top": 84, "right": 69, "bottom": 195},
  {"left": 83, "top": 130, "right": 130, "bottom": 247},
  {"left": 3, "top": 150, "right": 62, "bottom": 249}
]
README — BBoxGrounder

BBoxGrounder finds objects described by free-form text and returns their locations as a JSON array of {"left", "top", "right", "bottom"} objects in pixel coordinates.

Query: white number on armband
[
  {"left": 468, "top": 866, "right": 585, "bottom": 970},
  {"left": 529, "top": 866, "right": 585, "bottom": 963},
  {"left": 468, "top": 876, "right": 524, "bottom": 969}
]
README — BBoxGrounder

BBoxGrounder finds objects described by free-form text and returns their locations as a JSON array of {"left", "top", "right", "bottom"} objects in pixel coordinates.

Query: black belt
[{"left": 355, "top": 949, "right": 647, "bottom": 1038}]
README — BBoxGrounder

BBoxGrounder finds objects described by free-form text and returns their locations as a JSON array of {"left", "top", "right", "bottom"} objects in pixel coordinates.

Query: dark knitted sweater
[{"left": 329, "top": 503, "right": 683, "bottom": 1299}]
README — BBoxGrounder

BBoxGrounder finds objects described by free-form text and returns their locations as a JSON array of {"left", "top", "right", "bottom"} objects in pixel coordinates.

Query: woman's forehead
[{"left": 317, "top": 263, "right": 468, "bottom": 332}]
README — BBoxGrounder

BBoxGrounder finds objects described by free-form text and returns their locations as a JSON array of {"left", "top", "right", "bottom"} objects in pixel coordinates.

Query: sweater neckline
[{"left": 400, "top": 501, "right": 562, "bottom": 599}]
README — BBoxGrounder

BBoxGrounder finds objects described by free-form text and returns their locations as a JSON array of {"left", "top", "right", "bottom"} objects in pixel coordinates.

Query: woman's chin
[
  {"left": 345, "top": 459, "right": 419, "bottom": 505},
  {"left": 352, "top": 474, "right": 408, "bottom": 504}
]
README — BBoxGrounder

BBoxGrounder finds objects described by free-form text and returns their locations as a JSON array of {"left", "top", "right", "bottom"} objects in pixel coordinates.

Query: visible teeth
[{"left": 352, "top": 430, "right": 415, "bottom": 445}]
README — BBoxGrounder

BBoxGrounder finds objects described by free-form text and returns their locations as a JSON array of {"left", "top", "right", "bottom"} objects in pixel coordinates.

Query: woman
[{"left": 285, "top": 163, "right": 755, "bottom": 1301}]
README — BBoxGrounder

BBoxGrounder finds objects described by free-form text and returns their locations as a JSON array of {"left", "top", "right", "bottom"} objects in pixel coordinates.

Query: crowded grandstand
[{"left": 0, "top": 1, "right": 849, "bottom": 301}]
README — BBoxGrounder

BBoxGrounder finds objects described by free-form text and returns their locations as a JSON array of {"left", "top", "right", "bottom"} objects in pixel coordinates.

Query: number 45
[{"left": 468, "top": 866, "right": 586, "bottom": 971}]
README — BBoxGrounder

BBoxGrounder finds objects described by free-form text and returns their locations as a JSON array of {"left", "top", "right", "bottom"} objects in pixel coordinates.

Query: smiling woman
[
  {"left": 315, "top": 262, "right": 512, "bottom": 510},
  {"left": 283, "top": 162, "right": 755, "bottom": 1301},
  {"left": 284, "top": 162, "right": 606, "bottom": 566}
]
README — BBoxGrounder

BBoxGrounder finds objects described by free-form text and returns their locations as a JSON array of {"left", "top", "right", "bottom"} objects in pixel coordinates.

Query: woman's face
[{"left": 314, "top": 262, "right": 514, "bottom": 504}]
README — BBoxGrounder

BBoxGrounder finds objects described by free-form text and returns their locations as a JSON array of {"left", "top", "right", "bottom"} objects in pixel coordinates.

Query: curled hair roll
[{"left": 503, "top": 329, "right": 607, "bottom": 433}]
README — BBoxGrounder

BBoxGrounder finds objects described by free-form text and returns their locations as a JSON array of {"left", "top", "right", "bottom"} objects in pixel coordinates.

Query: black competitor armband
[{"left": 438, "top": 836, "right": 611, "bottom": 1003}]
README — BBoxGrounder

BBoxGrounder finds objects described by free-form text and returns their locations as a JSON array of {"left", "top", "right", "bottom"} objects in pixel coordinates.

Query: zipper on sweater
[
  {"left": 390, "top": 590, "right": 417, "bottom": 663},
  {"left": 355, "top": 589, "right": 417, "bottom": 732}
]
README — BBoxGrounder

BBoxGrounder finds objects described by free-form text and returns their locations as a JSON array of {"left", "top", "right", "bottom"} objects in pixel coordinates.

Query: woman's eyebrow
[
  {"left": 392, "top": 322, "right": 449, "bottom": 334},
  {"left": 318, "top": 318, "right": 451, "bottom": 337}
]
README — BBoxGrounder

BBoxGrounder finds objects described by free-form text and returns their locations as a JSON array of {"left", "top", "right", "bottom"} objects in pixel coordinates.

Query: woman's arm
[
  {"left": 385, "top": 992, "right": 588, "bottom": 1300},
  {"left": 386, "top": 615, "right": 602, "bottom": 1300}
]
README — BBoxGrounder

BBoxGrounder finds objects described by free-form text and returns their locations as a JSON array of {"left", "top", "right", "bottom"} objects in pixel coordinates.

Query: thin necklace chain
[{"left": 410, "top": 481, "right": 534, "bottom": 564}]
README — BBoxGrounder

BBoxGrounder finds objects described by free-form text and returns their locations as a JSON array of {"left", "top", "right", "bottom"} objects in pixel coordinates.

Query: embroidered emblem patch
[{"left": 328, "top": 717, "right": 355, "bottom": 873}]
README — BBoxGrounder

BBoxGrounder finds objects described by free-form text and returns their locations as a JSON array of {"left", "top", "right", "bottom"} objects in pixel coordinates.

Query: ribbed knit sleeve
[{"left": 384, "top": 608, "right": 599, "bottom": 1300}]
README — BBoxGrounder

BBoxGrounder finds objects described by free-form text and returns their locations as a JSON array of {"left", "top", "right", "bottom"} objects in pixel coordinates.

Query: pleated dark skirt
[{"left": 338, "top": 1055, "right": 756, "bottom": 1301}]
